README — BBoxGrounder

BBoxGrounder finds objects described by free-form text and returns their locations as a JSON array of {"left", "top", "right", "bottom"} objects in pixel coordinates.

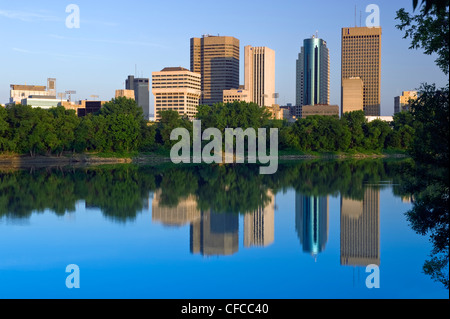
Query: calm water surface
[{"left": 0, "top": 160, "right": 447, "bottom": 299}]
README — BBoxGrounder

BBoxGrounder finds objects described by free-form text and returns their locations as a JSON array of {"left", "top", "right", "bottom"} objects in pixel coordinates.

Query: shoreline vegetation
[{"left": 0, "top": 150, "right": 409, "bottom": 168}]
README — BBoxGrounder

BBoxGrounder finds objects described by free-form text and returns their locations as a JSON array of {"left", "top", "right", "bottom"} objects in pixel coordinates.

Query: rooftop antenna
[
  {"left": 354, "top": 5, "right": 357, "bottom": 27},
  {"left": 360, "top": 10, "right": 362, "bottom": 26}
]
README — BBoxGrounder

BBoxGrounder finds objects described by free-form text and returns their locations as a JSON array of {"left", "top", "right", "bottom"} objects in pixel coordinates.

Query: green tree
[{"left": 396, "top": 0, "right": 449, "bottom": 74}]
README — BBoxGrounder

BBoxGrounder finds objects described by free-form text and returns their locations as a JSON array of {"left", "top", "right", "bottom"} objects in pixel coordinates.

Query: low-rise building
[
  {"left": 223, "top": 86, "right": 251, "bottom": 104},
  {"left": 300, "top": 104, "right": 339, "bottom": 118},
  {"left": 394, "top": 91, "right": 417, "bottom": 113}
]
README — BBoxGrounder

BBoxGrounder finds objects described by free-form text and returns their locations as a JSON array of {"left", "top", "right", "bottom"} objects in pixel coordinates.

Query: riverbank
[{"left": 0, "top": 150, "right": 410, "bottom": 168}]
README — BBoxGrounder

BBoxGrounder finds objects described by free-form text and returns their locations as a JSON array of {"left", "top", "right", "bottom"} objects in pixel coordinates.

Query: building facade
[
  {"left": 152, "top": 67, "right": 201, "bottom": 121},
  {"left": 244, "top": 45, "right": 276, "bottom": 107},
  {"left": 190, "top": 35, "right": 240, "bottom": 106},
  {"left": 341, "top": 27, "right": 382, "bottom": 116},
  {"left": 394, "top": 91, "right": 417, "bottom": 113},
  {"left": 10, "top": 84, "right": 53, "bottom": 104},
  {"left": 300, "top": 104, "right": 339, "bottom": 118},
  {"left": 115, "top": 89, "right": 135, "bottom": 100},
  {"left": 341, "top": 77, "right": 364, "bottom": 115},
  {"left": 223, "top": 86, "right": 251, "bottom": 104},
  {"left": 296, "top": 36, "right": 330, "bottom": 107},
  {"left": 125, "top": 75, "right": 150, "bottom": 120}
]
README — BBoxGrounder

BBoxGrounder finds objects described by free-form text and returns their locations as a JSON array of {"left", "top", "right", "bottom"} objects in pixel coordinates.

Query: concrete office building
[
  {"left": 341, "top": 77, "right": 364, "bottom": 115},
  {"left": 244, "top": 45, "right": 276, "bottom": 107},
  {"left": 223, "top": 86, "right": 251, "bottom": 104},
  {"left": 341, "top": 27, "right": 382, "bottom": 116},
  {"left": 394, "top": 91, "right": 417, "bottom": 113},
  {"left": 115, "top": 89, "right": 135, "bottom": 100},
  {"left": 152, "top": 67, "right": 201, "bottom": 121},
  {"left": 10, "top": 82, "right": 55, "bottom": 105},
  {"left": 191, "top": 35, "right": 240, "bottom": 106},
  {"left": 296, "top": 36, "right": 330, "bottom": 107},
  {"left": 125, "top": 75, "right": 150, "bottom": 120}
]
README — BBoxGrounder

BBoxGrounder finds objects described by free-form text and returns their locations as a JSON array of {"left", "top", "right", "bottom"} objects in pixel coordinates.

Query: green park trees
[{"left": 0, "top": 98, "right": 417, "bottom": 156}]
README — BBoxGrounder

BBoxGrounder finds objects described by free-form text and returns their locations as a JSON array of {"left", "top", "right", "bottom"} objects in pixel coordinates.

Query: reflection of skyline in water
[
  {"left": 340, "top": 187, "right": 380, "bottom": 267},
  {"left": 295, "top": 193, "right": 329, "bottom": 259},
  {"left": 150, "top": 189, "right": 275, "bottom": 256}
]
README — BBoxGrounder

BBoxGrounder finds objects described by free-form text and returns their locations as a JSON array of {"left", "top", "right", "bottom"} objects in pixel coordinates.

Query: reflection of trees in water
[
  {"left": 1, "top": 160, "right": 406, "bottom": 222},
  {"left": 1, "top": 159, "right": 447, "bottom": 287},
  {"left": 0, "top": 160, "right": 407, "bottom": 220},
  {"left": 392, "top": 161, "right": 449, "bottom": 289}
]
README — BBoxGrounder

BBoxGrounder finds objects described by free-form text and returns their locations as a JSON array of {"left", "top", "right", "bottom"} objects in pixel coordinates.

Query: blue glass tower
[{"left": 296, "top": 36, "right": 330, "bottom": 107}]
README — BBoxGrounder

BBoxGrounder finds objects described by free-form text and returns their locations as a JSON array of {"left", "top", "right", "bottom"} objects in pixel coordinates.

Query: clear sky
[{"left": 0, "top": 0, "right": 448, "bottom": 116}]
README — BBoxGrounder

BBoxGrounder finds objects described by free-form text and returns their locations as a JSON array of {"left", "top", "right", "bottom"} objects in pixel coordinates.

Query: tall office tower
[
  {"left": 341, "top": 27, "right": 382, "bottom": 116},
  {"left": 340, "top": 187, "right": 380, "bottom": 266},
  {"left": 190, "top": 210, "right": 239, "bottom": 256},
  {"left": 394, "top": 91, "right": 417, "bottom": 113},
  {"left": 190, "top": 35, "right": 240, "bottom": 106},
  {"left": 125, "top": 75, "right": 150, "bottom": 119},
  {"left": 152, "top": 67, "right": 201, "bottom": 121},
  {"left": 341, "top": 77, "right": 364, "bottom": 115},
  {"left": 244, "top": 45, "right": 276, "bottom": 107},
  {"left": 295, "top": 193, "right": 329, "bottom": 257},
  {"left": 296, "top": 36, "right": 330, "bottom": 107},
  {"left": 243, "top": 191, "right": 275, "bottom": 247}
]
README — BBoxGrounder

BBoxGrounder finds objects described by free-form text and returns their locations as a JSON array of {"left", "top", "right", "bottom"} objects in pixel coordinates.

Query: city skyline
[{"left": 0, "top": 0, "right": 447, "bottom": 116}]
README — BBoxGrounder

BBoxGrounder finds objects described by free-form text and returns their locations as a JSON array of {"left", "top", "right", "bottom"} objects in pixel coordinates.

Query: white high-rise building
[{"left": 244, "top": 46, "right": 276, "bottom": 107}]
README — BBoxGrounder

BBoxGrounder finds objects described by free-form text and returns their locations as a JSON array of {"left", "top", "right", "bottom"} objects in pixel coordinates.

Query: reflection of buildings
[
  {"left": 190, "top": 210, "right": 239, "bottom": 256},
  {"left": 151, "top": 190, "right": 201, "bottom": 227},
  {"left": 244, "top": 191, "right": 275, "bottom": 247},
  {"left": 152, "top": 188, "right": 276, "bottom": 256},
  {"left": 295, "top": 193, "right": 329, "bottom": 257},
  {"left": 340, "top": 187, "right": 380, "bottom": 266}
]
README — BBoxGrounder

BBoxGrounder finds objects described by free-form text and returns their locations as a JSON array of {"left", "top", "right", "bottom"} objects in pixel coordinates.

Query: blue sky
[{"left": 0, "top": 0, "right": 448, "bottom": 116}]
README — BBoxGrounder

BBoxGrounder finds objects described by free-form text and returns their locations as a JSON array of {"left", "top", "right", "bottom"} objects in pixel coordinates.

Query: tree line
[{"left": 0, "top": 97, "right": 417, "bottom": 156}]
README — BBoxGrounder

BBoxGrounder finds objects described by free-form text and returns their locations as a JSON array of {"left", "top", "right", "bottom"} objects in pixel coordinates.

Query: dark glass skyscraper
[{"left": 296, "top": 36, "right": 330, "bottom": 107}]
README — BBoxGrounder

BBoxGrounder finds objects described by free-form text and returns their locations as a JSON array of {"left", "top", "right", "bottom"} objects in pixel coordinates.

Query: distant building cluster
[{"left": 2, "top": 25, "right": 417, "bottom": 121}]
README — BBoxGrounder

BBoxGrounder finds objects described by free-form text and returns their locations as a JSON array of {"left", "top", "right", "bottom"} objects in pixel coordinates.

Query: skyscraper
[
  {"left": 190, "top": 35, "right": 240, "bottom": 106},
  {"left": 296, "top": 36, "right": 330, "bottom": 107},
  {"left": 244, "top": 45, "right": 276, "bottom": 107},
  {"left": 341, "top": 27, "right": 382, "bottom": 116},
  {"left": 125, "top": 75, "right": 150, "bottom": 120}
]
